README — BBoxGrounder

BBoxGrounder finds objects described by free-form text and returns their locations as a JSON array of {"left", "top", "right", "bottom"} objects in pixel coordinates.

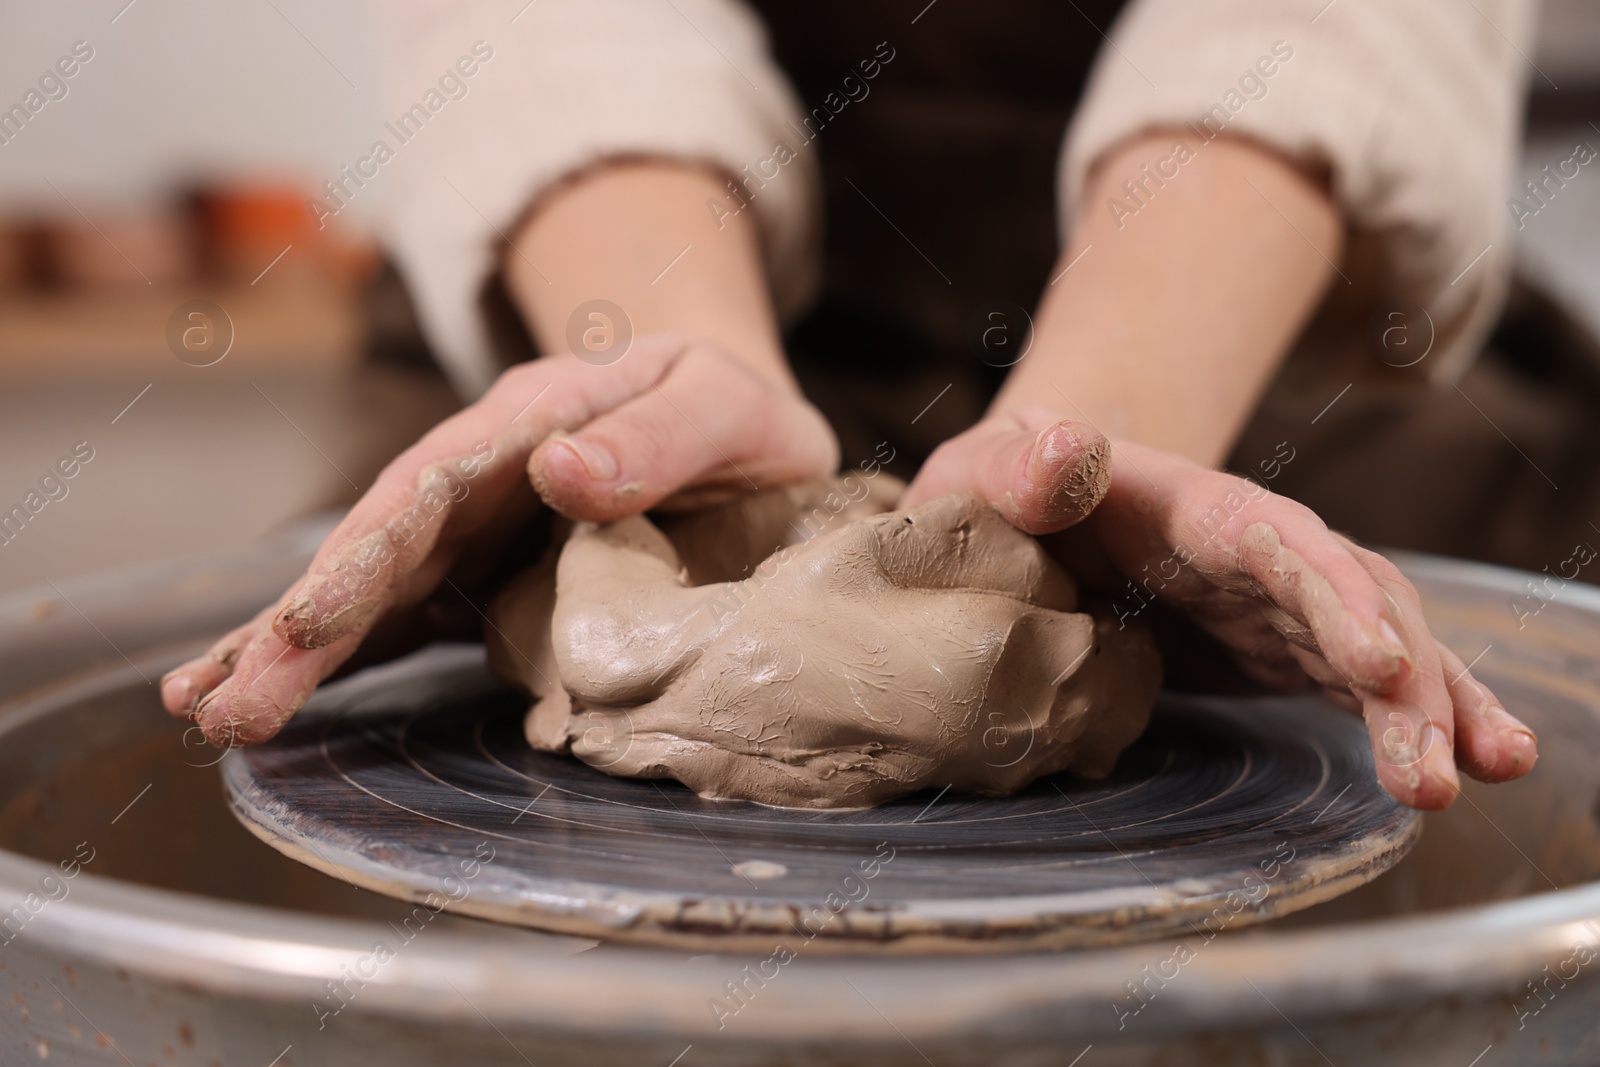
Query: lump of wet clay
[{"left": 485, "top": 477, "right": 1160, "bottom": 809}]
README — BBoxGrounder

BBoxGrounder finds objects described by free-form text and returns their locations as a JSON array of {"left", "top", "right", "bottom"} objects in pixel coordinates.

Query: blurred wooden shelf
[{"left": 0, "top": 278, "right": 363, "bottom": 379}]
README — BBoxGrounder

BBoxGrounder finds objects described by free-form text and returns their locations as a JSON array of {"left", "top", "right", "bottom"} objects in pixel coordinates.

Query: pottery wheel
[{"left": 222, "top": 645, "right": 1419, "bottom": 953}]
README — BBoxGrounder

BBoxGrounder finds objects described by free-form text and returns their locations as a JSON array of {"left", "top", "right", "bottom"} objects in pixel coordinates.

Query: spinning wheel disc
[{"left": 223, "top": 646, "right": 1418, "bottom": 953}]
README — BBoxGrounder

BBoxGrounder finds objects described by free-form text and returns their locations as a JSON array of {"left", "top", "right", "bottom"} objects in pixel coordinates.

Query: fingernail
[
  {"left": 161, "top": 672, "right": 197, "bottom": 715},
  {"left": 274, "top": 590, "right": 327, "bottom": 647},
  {"left": 1023, "top": 422, "right": 1109, "bottom": 530},
  {"left": 278, "top": 594, "right": 315, "bottom": 628},
  {"left": 1357, "top": 615, "right": 1411, "bottom": 689},
  {"left": 1423, "top": 723, "right": 1460, "bottom": 793},
  {"left": 1375, "top": 617, "right": 1404, "bottom": 656},
  {"left": 1024, "top": 427, "right": 1053, "bottom": 484},
  {"left": 1487, "top": 703, "right": 1537, "bottom": 743},
  {"left": 551, "top": 437, "right": 618, "bottom": 481},
  {"left": 1026, "top": 421, "right": 1089, "bottom": 479},
  {"left": 1503, "top": 726, "right": 1539, "bottom": 771}
]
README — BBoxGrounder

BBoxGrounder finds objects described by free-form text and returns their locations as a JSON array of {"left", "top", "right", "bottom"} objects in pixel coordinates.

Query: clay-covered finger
[
  {"left": 270, "top": 341, "right": 699, "bottom": 651},
  {"left": 1197, "top": 515, "right": 1407, "bottom": 695},
  {"left": 1433, "top": 640, "right": 1538, "bottom": 783},
  {"left": 1094, "top": 442, "right": 1412, "bottom": 694},
  {"left": 526, "top": 345, "right": 838, "bottom": 522},
  {"left": 1232, "top": 521, "right": 1414, "bottom": 694},
  {"left": 902, "top": 410, "right": 1110, "bottom": 534},
  {"left": 1358, "top": 691, "right": 1458, "bottom": 810},
  {"left": 272, "top": 439, "right": 532, "bottom": 650},
  {"left": 1257, "top": 534, "right": 1464, "bottom": 808},
  {"left": 1341, "top": 561, "right": 1460, "bottom": 809},
  {"left": 192, "top": 627, "right": 363, "bottom": 746},
  {"left": 159, "top": 605, "right": 275, "bottom": 718}
]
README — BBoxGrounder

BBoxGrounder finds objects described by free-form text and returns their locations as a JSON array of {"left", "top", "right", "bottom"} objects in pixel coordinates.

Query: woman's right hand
[{"left": 159, "top": 335, "right": 839, "bottom": 747}]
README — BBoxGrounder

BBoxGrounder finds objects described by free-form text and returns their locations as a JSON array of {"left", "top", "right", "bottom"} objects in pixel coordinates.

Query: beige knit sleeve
[
  {"left": 367, "top": 0, "right": 818, "bottom": 398},
  {"left": 1059, "top": 0, "right": 1538, "bottom": 383}
]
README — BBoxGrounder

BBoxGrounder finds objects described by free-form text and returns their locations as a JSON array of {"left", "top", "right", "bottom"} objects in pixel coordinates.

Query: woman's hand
[
  {"left": 904, "top": 413, "right": 1538, "bottom": 810},
  {"left": 160, "top": 335, "right": 837, "bottom": 747}
]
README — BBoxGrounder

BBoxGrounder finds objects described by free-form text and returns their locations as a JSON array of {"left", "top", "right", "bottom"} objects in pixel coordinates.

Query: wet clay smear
[{"left": 485, "top": 477, "right": 1161, "bottom": 808}]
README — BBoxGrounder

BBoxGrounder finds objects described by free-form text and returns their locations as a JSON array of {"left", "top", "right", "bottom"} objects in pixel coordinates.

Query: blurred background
[{"left": 1, "top": 0, "right": 1599, "bottom": 598}]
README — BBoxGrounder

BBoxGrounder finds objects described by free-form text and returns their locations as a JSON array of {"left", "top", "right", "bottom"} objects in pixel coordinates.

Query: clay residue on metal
[{"left": 486, "top": 476, "right": 1160, "bottom": 808}]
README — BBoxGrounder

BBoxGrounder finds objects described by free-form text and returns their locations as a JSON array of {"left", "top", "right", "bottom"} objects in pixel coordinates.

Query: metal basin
[{"left": 2, "top": 527, "right": 1598, "bottom": 1065}]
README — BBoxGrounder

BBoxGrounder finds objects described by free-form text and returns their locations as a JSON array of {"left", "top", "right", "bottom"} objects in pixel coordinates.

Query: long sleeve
[
  {"left": 369, "top": 0, "right": 819, "bottom": 398},
  {"left": 1058, "top": 0, "right": 1537, "bottom": 384}
]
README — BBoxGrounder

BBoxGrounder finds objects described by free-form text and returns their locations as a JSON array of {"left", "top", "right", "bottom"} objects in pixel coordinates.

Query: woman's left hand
[{"left": 904, "top": 409, "right": 1538, "bottom": 810}]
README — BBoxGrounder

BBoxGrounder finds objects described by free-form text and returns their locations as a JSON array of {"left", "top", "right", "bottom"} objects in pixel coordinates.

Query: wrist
[
  {"left": 992, "top": 129, "right": 1340, "bottom": 467},
  {"left": 507, "top": 159, "right": 799, "bottom": 395}
]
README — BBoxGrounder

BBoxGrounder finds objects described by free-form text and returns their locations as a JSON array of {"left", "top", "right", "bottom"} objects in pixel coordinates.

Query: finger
[
  {"left": 159, "top": 605, "right": 276, "bottom": 718},
  {"left": 1432, "top": 640, "right": 1538, "bottom": 783},
  {"left": 1095, "top": 442, "right": 1413, "bottom": 693},
  {"left": 1223, "top": 514, "right": 1411, "bottom": 693},
  {"left": 902, "top": 410, "right": 1110, "bottom": 534},
  {"left": 1088, "top": 451, "right": 1414, "bottom": 694},
  {"left": 179, "top": 535, "right": 504, "bottom": 744},
  {"left": 193, "top": 626, "right": 362, "bottom": 746},
  {"left": 1206, "top": 514, "right": 1465, "bottom": 808},
  {"left": 273, "top": 340, "right": 693, "bottom": 650},
  {"left": 1346, "top": 557, "right": 1459, "bottom": 809},
  {"left": 526, "top": 345, "right": 838, "bottom": 522}
]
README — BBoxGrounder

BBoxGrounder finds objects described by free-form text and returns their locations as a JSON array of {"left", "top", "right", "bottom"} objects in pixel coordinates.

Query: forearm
[
  {"left": 993, "top": 130, "right": 1342, "bottom": 467},
  {"left": 505, "top": 160, "right": 797, "bottom": 393}
]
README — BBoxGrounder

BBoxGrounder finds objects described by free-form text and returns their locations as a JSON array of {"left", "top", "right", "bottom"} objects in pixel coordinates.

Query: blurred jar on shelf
[
  {"left": 0, "top": 222, "right": 27, "bottom": 292},
  {"left": 194, "top": 183, "right": 377, "bottom": 289},
  {"left": 44, "top": 199, "right": 196, "bottom": 290}
]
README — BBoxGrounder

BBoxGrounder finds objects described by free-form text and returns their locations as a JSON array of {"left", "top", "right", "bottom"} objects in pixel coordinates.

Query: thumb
[{"left": 903, "top": 411, "right": 1111, "bottom": 534}]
